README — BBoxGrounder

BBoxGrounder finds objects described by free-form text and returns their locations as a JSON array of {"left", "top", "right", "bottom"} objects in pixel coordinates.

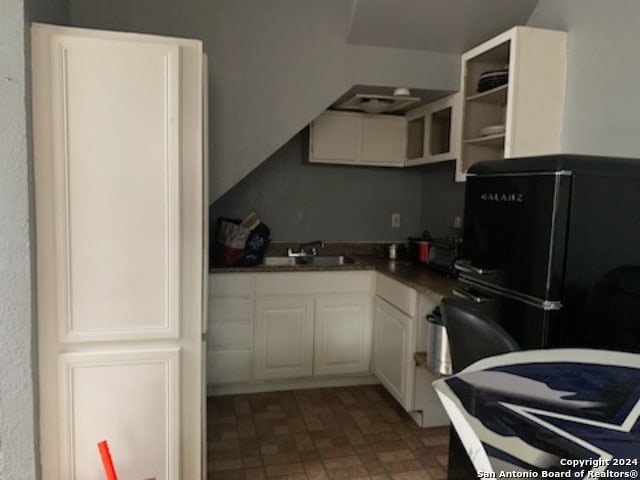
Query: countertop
[{"left": 210, "top": 255, "right": 458, "bottom": 299}]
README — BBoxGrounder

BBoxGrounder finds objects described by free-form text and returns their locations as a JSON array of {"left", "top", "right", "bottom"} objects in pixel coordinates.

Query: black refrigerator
[
  {"left": 454, "top": 153, "right": 640, "bottom": 352},
  {"left": 446, "top": 154, "right": 640, "bottom": 479}
]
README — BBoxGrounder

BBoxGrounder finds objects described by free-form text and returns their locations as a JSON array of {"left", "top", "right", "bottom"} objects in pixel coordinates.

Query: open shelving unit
[
  {"left": 405, "top": 93, "right": 460, "bottom": 167},
  {"left": 459, "top": 39, "right": 510, "bottom": 178},
  {"left": 455, "top": 26, "right": 568, "bottom": 181}
]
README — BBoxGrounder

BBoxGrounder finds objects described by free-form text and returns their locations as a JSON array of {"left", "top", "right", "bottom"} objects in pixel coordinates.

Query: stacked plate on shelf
[
  {"left": 479, "top": 124, "right": 505, "bottom": 136},
  {"left": 477, "top": 68, "right": 508, "bottom": 92}
]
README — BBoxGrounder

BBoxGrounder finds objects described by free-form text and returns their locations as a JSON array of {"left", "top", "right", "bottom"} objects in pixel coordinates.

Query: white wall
[
  {"left": 528, "top": 0, "right": 640, "bottom": 157},
  {"left": 346, "top": 44, "right": 459, "bottom": 90},
  {"left": 0, "top": 1, "right": 38, "bottom": 479}
]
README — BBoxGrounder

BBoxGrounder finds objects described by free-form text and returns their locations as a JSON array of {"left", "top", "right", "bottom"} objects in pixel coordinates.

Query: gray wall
[
  {"left": 212, "top": 129, "right": 424, "bottom": 242},
  {"left": 211, "top": 129, "right": 467, "bottom": 242},
  {"left": 2, "top": 1, "right": 68, "bottom": 479},
  {"left": 214, "top": 0, "right": 640, "bottom": 243},
  {"left": 528, "top": 0, "right": 640, "bottom": 157},
  {"left": 420, "top": 161, "right": 466, "bottom": 238},
  {"left": 0, "top": 3, "right": 38, "bottom": 479}
]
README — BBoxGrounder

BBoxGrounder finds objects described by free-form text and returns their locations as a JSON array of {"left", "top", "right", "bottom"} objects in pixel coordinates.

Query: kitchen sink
[
  {"left": 304, "top": 255, "right": 358, "bottom": 266},
  {"left": 259, "top": 255, "right": 358, "bottom": 267},
  {"left": 260, "top": 256, "right": 299, "bottom": 267}
]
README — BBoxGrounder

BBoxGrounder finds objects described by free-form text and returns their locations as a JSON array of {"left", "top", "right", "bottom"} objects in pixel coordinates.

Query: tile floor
[{"left": 207, "top": 384, "right": 450, "bottom": 479}]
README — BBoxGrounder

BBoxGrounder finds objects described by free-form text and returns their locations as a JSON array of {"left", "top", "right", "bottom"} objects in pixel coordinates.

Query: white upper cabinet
[
  {"left": 310, "top": 27, "right": 566, "bottom": 178},
  {"left": 455, "top": 26, "right": 567, "bottom": 180},
  {"left": 360, "top": 115, "right": 406, "bottom": 165},
  {"left": 309, "top": 111, "right": 361, "bottom": 163},
  {"left": 309, "top": 111, "right": 405, "bottom": 167},
  {"left": 32, "top": 23, "right": 205, "bottom": 480},
  {"left": 405, "top": 93, "right": 462, "bottom": 166}
]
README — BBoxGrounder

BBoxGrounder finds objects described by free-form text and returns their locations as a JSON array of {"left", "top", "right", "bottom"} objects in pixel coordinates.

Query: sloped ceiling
[
  {"left": 203, "top": 0, "right": 542, "bottom": 201},
  {"left": 340, "top": 0, "right": 542, "bottom": 113},
  {"left": 68, "top": 0, "right": 542, "bottom": 202},
  {"left": 348, "top": 0, "right": 540, "bottom": 53}
]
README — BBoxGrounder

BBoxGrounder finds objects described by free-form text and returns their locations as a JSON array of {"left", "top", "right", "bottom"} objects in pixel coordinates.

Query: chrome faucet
[{"left": 287, "top": 240, "right": 325, "bottom": 257}]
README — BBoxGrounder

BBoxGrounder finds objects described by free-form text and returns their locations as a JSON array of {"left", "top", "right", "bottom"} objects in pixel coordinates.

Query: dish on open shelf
[
  {"left": 479, "top": 124, "right": 505, "bottom": 136},
  {"left": 477, "top": 68, "right": 508, "bottom": 92}
]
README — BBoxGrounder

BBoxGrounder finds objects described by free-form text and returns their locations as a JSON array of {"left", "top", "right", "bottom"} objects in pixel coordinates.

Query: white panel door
[
  {"left": 372, "top": 297, "right": 413, "bottom": 410},
  {"left": 361, "top": 115, "right": 406, "bottom": 166},
  {"left": 314, "top": 295, "right": 372, "bottom": 376},
  {"left": 309, "top": 111, "right": 361, "bottom": 164},
  {"left": 59, "top": 350, "right": 180, "bottom": 479},
  {"left": 254, "top": 297, "right": 314, "bottom": 380},
  {"left": 32, "top": 24, "right": 204, "bottom": 480}
]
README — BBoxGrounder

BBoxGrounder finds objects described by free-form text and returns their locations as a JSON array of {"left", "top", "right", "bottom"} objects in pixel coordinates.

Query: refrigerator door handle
[
  {"left": 452, "top": 286, "right": 494, "bottom": 303},
  {"left": 454, "top": 259, "right": 495, "bottom": 275}
]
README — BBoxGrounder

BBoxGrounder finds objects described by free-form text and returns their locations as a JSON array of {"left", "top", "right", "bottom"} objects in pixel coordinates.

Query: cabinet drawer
[
  {"left": 256, "top": 271, "right": 374, "bottom": 296},
  {"left": 207, "top": 349, "right": 252, "bottom": 384},
  {"left": 208, "top": 298, "right": 253, "bottom": 323},
  {"left": 209, "top": 273, "right": 254, "bottom": 298},
  {"left": 376, "top": 273, "right": 417, "bottom": 317},
  {"left": 207, "top": 322, "right": 253, "bottom": 348}
]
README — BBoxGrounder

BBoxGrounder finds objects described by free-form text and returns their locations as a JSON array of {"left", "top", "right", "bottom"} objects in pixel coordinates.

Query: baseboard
[{"left": 207, "top": 374, "right": 380, "bottom": 396}]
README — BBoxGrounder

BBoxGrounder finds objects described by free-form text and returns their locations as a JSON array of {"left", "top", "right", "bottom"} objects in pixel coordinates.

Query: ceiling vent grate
[{"left": 333, "top": 89, "right": 421, "bottom": 114}]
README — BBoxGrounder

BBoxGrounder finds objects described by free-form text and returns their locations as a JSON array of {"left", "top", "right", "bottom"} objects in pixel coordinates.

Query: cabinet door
[
  {"left": 32, "top": 24, "right": 204, "bottom": 480},
  {"left": 254, "top": 297, "right": 314, "bottom": 379},
  {"left": 314, "top": 294, "right": 372, "bottom": 376},
  {"left": 207, "top": 298, "right": 254, "bottom": 384},
  {"left": 208, "top": 274, "right": 254, "bottom": 385},
  {"left": 425, "top": 93, "right": 461, "bottom": 164},
  {"left": 361, "top": 115, "right": 406, "bottom": 166},
  {"left": 405, "top": 94, "right": 461, "bottom": 167},
  {"left": 309, "top": 111, "right": 361, "bottom": 164},
  {"left": 372, "top": 297, "right": 414, "bottom": 410}
]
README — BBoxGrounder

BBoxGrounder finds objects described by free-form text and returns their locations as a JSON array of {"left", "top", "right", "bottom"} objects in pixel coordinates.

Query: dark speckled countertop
[
  {"left": 367, "top": 257, "right": 457, "bottom": 299},
  {"left": 210, "top": 242, "right": 457, "bottom": 299}
]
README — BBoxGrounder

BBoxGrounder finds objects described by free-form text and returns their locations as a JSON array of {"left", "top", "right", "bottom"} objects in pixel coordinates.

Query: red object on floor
[{"left": 97, "top": 440, "right": 118, "bottom": 480}]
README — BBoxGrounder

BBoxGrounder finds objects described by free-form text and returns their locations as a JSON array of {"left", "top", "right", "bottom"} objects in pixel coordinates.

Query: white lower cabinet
[
  {"left": 209, "top": 271, "right": 375, "bottom": 390},
  {"left": 208, "top": 274, "right": 254, "bottom": 384},
  {"left": 314, "top": 294, "right": 372, "bottom": 376},
  {"left": 373, "top": 297, "right": 413, "bottom": 410},
  {"left": 254, "top": 296, "right": 315, "bottom": 380},
  {"left": 372, "top": 273, "right": 449, "bottom": 427},
  {"left": 209, "top": 270, "right": 448, "bottom": 426}
]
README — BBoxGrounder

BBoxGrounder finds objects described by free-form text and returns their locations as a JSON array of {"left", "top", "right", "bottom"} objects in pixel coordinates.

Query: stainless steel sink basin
[
  {"left": 259, "top": 255, "right": 358, "bottom": 267},
  {"left": 304, "top": 255, "right": 358, "bottom": 266},
  {"left": 259, "top": 256, "right": 299, "bottom": 267}
]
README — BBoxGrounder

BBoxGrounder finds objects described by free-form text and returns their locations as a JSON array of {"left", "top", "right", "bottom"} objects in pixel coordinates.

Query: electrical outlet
[{"left": 391, "top": 213, "right": 401, "bottom": 228}]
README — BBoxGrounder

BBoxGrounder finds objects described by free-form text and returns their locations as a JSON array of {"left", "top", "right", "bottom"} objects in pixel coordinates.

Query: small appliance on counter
[
  {"left": 425, "top": 306, "right": 452, "bottom": 376},
  {"left": 407, "top": 237, "right": 429, "bottom": 263},
  {"left": 375, "top": 242, "right": 407, "bottom": 260},
  {"left": 408, "top": 230, "right": 461, "bottom": 277}
]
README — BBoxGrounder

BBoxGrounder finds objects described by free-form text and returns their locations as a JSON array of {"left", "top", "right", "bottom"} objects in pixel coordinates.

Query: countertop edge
[{"left": 210, "top": 256, "right": 457, "bottom": 298}]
